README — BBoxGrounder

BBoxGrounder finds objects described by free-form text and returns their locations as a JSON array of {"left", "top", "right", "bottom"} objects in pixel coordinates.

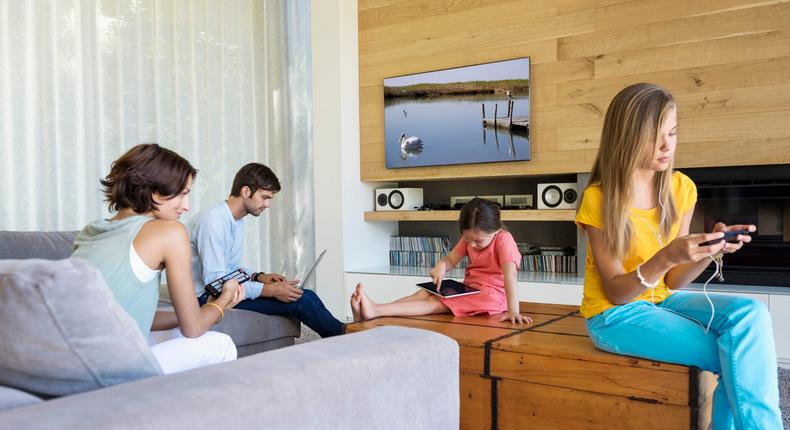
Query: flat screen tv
[{"left": 384, "top": 57, "right": 530, "bottom": 169}]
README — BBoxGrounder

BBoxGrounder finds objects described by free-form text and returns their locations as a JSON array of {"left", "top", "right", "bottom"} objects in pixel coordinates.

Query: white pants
[{"left": 147, "top": 328, "right": 237, "bottom": 374}]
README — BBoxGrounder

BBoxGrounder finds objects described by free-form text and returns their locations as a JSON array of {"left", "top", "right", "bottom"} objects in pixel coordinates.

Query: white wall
[{"left": 311, "top": 0, "right": 396, "bottom": 317}]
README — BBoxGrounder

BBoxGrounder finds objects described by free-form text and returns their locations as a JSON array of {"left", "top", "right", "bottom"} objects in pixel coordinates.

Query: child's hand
[
  {"left": 499, "top": 311, "right": 532, "bottom": 325},
  {"left": 430, "top": 261, "right": 447, "bottom": 291}
]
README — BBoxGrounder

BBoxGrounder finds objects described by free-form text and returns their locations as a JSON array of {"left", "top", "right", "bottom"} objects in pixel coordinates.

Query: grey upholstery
[
  {"left": 0, "top": 230, "right": 300, "bottom": 356},
  {"left": 0, "top": 387, "right": 43, "bottom": 412},
  {"left": 0, "top": 259, "right": 163, "bottom": 397},
  {"left": 212, "top": 308, "right": 301, "bottom": 356},
  {"left": 0, "top": 231, "right": 461, "bottom": 427},
  {"left": 0, "top": 231, "right": 77, "bottom": 260},
  {"left": 0, "top": 327, "right": 460, "bottom": 429}
]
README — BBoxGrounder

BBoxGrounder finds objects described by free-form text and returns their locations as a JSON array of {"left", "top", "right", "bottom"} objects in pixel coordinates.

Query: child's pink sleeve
[
  {"left": 451, "top": 238, "right": 468, "bottom": 257},
  {"left": 495, "top": 232, "right": 522, "bottom": 270}
]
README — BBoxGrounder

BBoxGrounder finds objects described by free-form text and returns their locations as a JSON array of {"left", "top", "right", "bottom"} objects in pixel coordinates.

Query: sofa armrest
[{"left": 0, "top": 326, "right": 460, "bottom": 430}]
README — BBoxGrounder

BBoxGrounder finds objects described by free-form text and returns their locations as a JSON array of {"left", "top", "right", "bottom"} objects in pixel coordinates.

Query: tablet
[{"left": 416, "top": 279, "right": 480, "bottom": 298}]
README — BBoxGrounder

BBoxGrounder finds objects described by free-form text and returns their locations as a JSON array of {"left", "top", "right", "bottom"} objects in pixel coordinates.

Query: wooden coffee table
[{"left": 347, "top": 302, "right": 715, "bottom": 430}]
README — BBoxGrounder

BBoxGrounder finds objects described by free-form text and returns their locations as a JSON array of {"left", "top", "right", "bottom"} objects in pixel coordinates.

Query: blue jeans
[
  {"left": 233, "top": 289, "right": 344, "bottom": 338},
  {"left": 586, "top": 292, "right": 782, "bottom": 430}
]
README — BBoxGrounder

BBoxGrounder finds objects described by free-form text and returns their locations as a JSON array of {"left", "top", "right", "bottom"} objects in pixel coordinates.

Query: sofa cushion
[
  {"left": 0, "top": 259, "right": 163, "bottom": 397},
  {"left": 0, "top": 231, "right": 77, "bottom": 260},
  {"left": 0, "top": 386, "right": 43, "bottom": 412},
  {"left": 213, "top": 309, "right": 301, "bottom": 346}
]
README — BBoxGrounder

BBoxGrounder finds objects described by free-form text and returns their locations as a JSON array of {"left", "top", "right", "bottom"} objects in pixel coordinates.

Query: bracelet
[
  {"left": 202, "top": 302, "right": 224, "bottom": 323},
  {"left": 635, "top": 265, "right": 659, "bottom": 289}
]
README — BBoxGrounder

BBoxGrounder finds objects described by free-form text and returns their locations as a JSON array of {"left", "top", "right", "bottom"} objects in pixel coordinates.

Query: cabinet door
[
  {"left": 770, "top": 294, "right": 790, "bottom": 364},
  {"left": 518, "top": 281, "right": 583, "bottom": 305}
]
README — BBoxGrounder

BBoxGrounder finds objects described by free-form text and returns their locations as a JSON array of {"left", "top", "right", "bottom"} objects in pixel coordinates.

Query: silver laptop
[{"left": 297, "top": 249, "right": 327, "bottom": 288}]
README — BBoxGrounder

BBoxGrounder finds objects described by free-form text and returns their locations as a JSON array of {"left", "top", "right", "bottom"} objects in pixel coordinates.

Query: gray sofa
[
  {"left": 0, "top": 232, "right": 461, "bottom": 429},
  {"left": 0, "top": 230, "right": 300, "bottom": 356}
]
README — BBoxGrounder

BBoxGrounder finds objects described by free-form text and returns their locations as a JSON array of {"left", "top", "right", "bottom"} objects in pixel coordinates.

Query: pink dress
[{"left": 439, "top": 230, "right": 521, "bottom": 316}]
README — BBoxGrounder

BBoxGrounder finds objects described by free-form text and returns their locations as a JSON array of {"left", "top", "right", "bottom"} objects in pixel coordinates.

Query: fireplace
[{"left": 684, "top": 165, "right": 790, "bottom": 287}]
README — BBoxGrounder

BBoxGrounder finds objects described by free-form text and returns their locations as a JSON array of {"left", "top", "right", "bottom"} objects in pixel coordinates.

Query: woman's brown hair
[
  {"left": 586, "top": 83, "right": 677, "bottom": 259},
  {"left": 101, "top": 143, "right": 197, "bottom": 213}
]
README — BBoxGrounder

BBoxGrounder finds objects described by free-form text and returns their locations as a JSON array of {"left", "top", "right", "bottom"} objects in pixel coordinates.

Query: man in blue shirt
[{"left": 189, "top": 163, "right": 344, "bottom": 337}]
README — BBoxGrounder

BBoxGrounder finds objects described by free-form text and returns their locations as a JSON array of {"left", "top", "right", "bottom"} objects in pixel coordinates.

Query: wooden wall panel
[{"left": 359, "top": 0, "right": 790, "bottom": 181}]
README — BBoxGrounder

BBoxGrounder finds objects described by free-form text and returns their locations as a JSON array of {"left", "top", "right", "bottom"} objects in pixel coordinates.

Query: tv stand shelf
[{"left": 364, "top": 209, "right": 576, "bottom": 222}]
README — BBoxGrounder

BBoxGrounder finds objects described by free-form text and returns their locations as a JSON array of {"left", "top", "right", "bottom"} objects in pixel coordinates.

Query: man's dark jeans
[{"left": 201, "top": 289, "right": 344, "bottom": 338}]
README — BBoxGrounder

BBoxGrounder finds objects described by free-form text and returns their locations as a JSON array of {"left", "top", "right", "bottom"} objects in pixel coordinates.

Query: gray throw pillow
[{"left": 0, "top": 258, "right": 163, "bottom": 397}]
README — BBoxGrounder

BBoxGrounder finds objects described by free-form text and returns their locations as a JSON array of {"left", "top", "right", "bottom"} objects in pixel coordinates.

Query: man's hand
[
  {"left": 258, "top": 272, "right": 286, "bottom": 284},
  {"left": 261, "top": 280, "right": 302, "bottom": 303}
]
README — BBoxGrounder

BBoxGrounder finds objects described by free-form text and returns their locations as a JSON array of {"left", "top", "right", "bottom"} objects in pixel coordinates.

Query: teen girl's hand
[
  {"left": 430, "top": 260, "right": 447, "bottom": 291},
  {"left": 661, "top": 231, "right": 727, "bottom": 265},
  {"left": 499, "top": 311, "right": 532, "bottom": 325},
  {"left": 216, "top": 278, "right": 245, "bottom": 310},
  {"left": 711, "top": 222, "right": 756, "bottom": 255}
]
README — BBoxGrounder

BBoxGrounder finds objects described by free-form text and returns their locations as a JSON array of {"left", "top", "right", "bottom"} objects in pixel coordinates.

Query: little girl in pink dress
[{"left": 352, "top": 198, "right": 532, "bottom": 325}]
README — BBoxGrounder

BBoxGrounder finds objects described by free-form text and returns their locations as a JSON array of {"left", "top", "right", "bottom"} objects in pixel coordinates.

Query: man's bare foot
[
  {"left": 357, "top": 283, "right": 378, "bottom": 321},
  {"left": 350, "top": 286, "right": 362, "bottom": 322}
]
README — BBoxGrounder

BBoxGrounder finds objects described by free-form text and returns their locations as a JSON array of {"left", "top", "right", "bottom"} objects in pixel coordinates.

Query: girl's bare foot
[
  {"left": 350, "top": 286, "right": 362, "bottom": 322},
  {"left": 357, "top": 283, "right": 378, "bottom": 321}
]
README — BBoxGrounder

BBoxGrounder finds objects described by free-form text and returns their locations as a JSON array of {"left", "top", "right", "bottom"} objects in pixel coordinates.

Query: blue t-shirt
[{"left": 189, "top": 202, "right": 263, "bottom": 299}]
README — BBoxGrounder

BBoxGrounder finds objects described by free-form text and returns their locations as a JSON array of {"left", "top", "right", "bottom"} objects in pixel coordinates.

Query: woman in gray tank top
[{"left": 73, "top": 143, "right": 245, "bottom": 373}]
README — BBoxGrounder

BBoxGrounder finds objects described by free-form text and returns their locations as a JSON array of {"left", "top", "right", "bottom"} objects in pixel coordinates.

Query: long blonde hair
[{"left": 586, "top": 83, "right": 677, "bottom": 259}]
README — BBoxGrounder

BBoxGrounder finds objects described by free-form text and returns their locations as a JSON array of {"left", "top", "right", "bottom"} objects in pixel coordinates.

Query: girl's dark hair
[
  {"left": 101, "top": 143, "right": 197, "bottom": 213},
  {"left": 230, "top": 163, "right": 281, "bottom": 197},
  {"left": 458, "top": 198, "right": 503, "bottom": 233}
]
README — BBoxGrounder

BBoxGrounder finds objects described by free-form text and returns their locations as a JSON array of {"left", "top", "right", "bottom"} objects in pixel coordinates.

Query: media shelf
[{"left": 364, "top": 209, "right": 576, "bottom": 222}]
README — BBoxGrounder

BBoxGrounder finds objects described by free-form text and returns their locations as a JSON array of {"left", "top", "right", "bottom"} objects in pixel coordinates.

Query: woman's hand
[
  {"left": 662, "top": 231, "right": 727, "bottom": 265},
  {"left": 711, "top": 222, "right": 756, "bottom": 255},
  {"left": 430, "top": 260, "right": 447, "bottom": 291},
  {"left": 215, "top": 279, "right": 245, "bottom": 310},
  {"left": 499, "top": 311, "right": 532, "bottom": 325}
]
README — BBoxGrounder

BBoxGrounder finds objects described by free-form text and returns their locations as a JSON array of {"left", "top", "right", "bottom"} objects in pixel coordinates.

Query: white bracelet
[{"left": 635, "top": 265, "right": 659, "bottom": 289}]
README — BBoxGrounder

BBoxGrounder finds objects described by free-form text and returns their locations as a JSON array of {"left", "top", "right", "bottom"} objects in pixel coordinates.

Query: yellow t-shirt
[{"left": 575, "top": 171, "right": 697, "bottom": 319}]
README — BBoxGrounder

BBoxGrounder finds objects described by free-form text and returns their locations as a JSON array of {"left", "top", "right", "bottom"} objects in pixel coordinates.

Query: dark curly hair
[{"left": 101, "top": 143, "right": 197, "bottom": 213}]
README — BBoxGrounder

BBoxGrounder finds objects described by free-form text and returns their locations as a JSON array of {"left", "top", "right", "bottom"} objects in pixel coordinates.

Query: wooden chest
[{"left": 347, "top": 302, "right": 715, "bottom": 429}]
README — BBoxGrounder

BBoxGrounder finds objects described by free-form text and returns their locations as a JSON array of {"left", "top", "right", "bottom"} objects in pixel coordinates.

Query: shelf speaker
[
  {"left": 375, "top": 188, "right": 423, "bottom": 211},
  {"left": 537, "top": 183, "right": 578, "bottom": 209}
]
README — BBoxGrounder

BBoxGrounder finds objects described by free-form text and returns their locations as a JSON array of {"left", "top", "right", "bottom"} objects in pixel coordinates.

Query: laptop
[
  {"left": 416, "top": 279, "right": 480, "bottom": 298},
  {"left": 297, "top": 249, "right": 327, "bottom": 288}
]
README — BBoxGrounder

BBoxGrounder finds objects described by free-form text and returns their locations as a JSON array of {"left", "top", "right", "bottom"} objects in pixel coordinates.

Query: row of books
[
  {"left": 521, "top": 255, "right": 577, "bottom": 273},
  {"left": 388, "top": 236, "right": 576, "bottom": 273},
  {"left": 390, "top": 236, "right": 451, "bottom": 253},
  {"left": 389, "top": 251, "right": 467, "bottom": 268}
]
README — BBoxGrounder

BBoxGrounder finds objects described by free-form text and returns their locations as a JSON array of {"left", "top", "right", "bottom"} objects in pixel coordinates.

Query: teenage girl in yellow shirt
[{"left": 575, "top": 83, "right": 782, "bottom": 429}]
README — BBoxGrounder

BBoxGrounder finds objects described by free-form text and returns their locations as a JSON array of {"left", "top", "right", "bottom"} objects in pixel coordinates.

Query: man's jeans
[
  {"left": 201, "top": 289, "right": 344, "bottom": 338},
  {"left": 586, "top": 292, "right": 783, "bottom": 430}
]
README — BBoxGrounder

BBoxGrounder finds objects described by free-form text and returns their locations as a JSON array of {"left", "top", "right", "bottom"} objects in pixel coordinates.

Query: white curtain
[{"left": 0, "top": 0, "right": 314, "bottom": 277}]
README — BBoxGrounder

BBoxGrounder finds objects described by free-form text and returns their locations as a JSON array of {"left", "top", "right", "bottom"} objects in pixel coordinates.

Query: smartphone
[{"left": 699, "top": 229, "right": 749, "bottom": 247}]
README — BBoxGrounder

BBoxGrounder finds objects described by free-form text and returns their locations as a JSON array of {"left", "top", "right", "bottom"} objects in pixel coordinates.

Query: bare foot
[
  {"left": 350, "top": 286, "right": 362, "bottom": 322},
  {"left": 357, "top": 283, "right": 378, "bottom": 321}
]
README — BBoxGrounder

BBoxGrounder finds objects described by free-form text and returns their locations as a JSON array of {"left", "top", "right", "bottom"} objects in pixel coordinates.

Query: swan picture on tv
[{"left": 384, "top": 57, "right": 530, "bottom": 169}]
